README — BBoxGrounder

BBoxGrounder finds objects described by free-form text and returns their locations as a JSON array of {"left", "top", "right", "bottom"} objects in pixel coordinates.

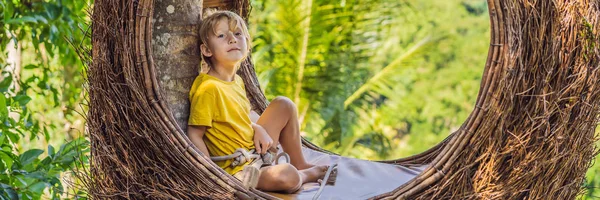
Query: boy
[{"left": 187, "top": 11, "right": 335, "bottom": 193}]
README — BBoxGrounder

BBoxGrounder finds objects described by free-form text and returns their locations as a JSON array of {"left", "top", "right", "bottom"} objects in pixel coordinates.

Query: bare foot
[
  {"left": 298, "top": 165, "right": 329, "bottom": 184},
  {"left": 295, "top": 163, "right": 315, "bottom": 170}
]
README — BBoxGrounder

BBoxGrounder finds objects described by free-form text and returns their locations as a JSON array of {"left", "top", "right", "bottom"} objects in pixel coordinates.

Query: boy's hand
[{"left": 252, "top": 123, "right": 273, "bottom": 154}]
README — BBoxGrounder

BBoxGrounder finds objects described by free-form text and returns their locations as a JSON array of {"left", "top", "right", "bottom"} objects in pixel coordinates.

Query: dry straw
[{"left": 82, "top": 0, "right": 599, "bottom": 199}]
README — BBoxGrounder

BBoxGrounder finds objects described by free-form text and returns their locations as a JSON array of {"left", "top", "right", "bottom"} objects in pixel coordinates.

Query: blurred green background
[{"left": 0, "top": 0, "right": 598, "bottom": 199}]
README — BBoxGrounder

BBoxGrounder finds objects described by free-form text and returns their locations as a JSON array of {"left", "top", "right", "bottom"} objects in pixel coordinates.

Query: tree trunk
[{"left": 152, "top": 0, "right": 203, "bottom": 131}]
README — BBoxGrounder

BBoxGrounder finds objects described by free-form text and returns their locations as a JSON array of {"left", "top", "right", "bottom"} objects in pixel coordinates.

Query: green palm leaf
[{"left": 344, "top": 36, "right": 433, "bottom": 109}]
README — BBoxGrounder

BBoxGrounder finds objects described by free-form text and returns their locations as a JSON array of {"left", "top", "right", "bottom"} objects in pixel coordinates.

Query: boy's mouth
[{"left": 227, "top": 48, "right": 241, "bottom": 52}]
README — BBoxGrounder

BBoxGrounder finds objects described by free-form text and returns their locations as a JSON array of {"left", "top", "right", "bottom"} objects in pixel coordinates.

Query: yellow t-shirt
[{"left": 188, "top": 73, "right": 255, "bottom": 175}]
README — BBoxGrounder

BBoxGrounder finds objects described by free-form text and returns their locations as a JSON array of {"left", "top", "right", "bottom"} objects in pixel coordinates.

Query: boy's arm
[
  {"left": 249, "top": 110, "right": 273, "bottom": 154},
  {"left": 251, "top": 122, "right": 272, "bottom": 154},
  {"left": 187, "top": 125, "right": 210, "bottom": 157},
  {"left": 249, "top": 110, "right": 265, "bottom": 137}
]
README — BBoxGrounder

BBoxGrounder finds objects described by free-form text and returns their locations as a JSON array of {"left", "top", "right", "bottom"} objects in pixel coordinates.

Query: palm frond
[{"left": 344, "top": 36, "right": 433, "bottom": 109}]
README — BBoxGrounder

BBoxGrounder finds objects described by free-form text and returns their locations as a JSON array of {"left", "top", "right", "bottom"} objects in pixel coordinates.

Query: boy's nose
[{"left": 228, "top": 35, "right": 237, "bottom": 44}]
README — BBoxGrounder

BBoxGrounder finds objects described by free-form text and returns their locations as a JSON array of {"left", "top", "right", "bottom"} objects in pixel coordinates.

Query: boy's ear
[{"left": 200, "top": 44, "right": 213, "bottom": 57}]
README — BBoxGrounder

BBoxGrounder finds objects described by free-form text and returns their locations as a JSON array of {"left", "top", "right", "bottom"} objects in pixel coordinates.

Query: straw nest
[{"left": 83, "top": 0, "right": 600, "bottom": 199}]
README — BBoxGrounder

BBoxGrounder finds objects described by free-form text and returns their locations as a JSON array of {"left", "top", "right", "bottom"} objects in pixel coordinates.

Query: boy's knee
[
  {"left": 272, "top": 96, "right": 296, "bottom": 110},
  {"left": 278, "top": 164, "right": 301, "bottom": 191}
]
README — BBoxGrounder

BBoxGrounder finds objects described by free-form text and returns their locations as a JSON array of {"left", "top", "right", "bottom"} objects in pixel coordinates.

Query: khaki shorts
[{"left": 232, "top": 157, "right": 264, "bottom": 181}]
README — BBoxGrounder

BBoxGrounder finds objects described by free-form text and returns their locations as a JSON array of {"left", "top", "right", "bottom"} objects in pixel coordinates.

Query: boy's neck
[{"left": 207, "top": 63, "right": 237, "bottom": 82}]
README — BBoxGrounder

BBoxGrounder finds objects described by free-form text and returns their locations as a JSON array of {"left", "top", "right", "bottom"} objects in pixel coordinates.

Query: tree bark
[{"left": 152, "top": 0, "right": 203, "bottom": 131}]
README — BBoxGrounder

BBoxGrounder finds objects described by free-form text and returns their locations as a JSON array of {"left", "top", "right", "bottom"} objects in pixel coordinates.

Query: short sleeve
[
  {"left": 237, "top": 75, "right": 246, "bottom": 91},
  {"left": 188, "top": 90, "right": 216, "bottom": 127}
]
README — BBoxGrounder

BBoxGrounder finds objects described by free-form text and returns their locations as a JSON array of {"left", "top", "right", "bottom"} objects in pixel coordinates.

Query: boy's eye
[
  {"left": 235, "top": 32, "right": 242, "bottom": 36},
  {"left": 217, "top": 34, "right": 225, "bottom": 38}
]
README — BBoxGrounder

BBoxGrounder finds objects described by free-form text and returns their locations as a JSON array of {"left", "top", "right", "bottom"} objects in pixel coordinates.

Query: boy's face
[{"left": 202, "top": 18, "right": 248, "bottom": 68}]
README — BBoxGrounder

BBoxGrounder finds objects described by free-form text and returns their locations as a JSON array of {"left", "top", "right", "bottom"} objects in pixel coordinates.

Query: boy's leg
[
  {"left": 256, "top": 163, "right": 329, "bottom": 193},
  {"left": 257, "top": 96, "right": 311, "bottom": 169},
  {"left": 256, "top": 164, "right": 301, "bottom": 192}
]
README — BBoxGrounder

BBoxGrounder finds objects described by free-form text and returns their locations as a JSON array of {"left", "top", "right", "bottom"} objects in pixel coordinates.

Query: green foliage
[
  {"left": 0, "top": 0, "right": 91, "bottom": 199},
  {"left": 250, "top": 0, "right": 491, "bottom": 159},
  {"left": 0, "top": 138, "right": 89, "bottom": 199},
  {"left": 584, "top": 156, "right": 600, "bottom": 199},
  {"left": 583, "top": 130, "right": 600, "bottom": 199}
]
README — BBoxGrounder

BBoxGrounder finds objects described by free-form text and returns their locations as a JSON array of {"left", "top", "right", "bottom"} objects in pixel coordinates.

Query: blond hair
[{"left": 198, "top": 11, "right": 251, "bottom": 69}]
